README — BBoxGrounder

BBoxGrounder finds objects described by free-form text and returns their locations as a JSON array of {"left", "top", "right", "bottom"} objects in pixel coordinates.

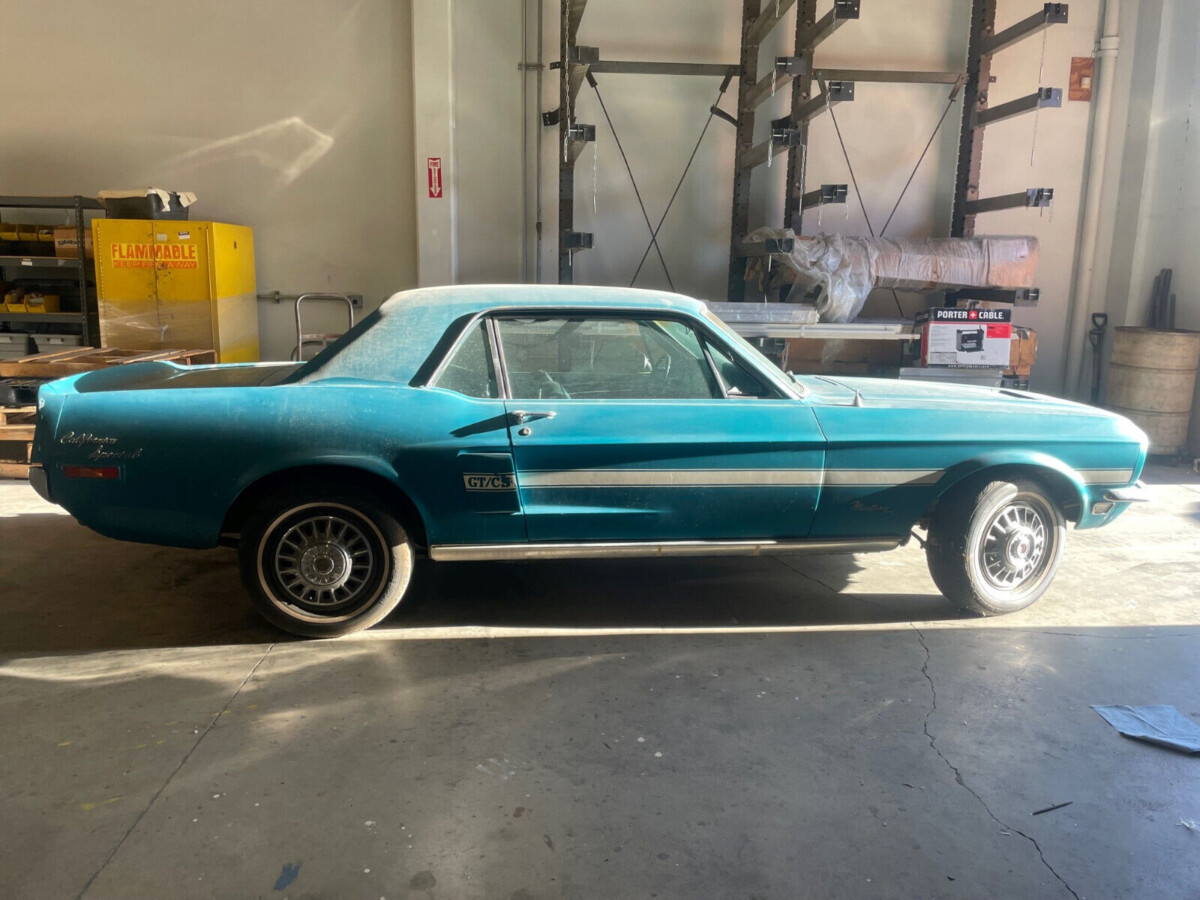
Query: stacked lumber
[
  {"left": 0, "top": 406, "right": 35, "bottom": 479},
  {"left": 0, "top": 347, "right": 216, "bottom": 478},
  {"left": 0, "top": 347, "right": 215, "bottom": 379}
]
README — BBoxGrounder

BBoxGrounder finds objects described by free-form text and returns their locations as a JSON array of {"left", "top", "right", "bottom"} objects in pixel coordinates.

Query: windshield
[{"left": 702, "top": 309, "right": 807, "bottom": 398}]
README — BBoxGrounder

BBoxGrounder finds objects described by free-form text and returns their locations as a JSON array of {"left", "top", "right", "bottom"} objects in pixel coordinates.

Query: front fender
[{"left": 932, "top": 450, "right": 1091, "bottom": 522}]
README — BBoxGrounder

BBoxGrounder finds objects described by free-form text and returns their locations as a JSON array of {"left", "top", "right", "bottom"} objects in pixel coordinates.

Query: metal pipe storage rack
[{"left": 548, "top": 1, "right": 1068, "bottom": 313}]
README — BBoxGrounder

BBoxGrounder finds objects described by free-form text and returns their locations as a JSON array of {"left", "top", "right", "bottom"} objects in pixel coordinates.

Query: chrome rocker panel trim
[{"left": 429, "top": 538, "right": 901, "bottom": 562}]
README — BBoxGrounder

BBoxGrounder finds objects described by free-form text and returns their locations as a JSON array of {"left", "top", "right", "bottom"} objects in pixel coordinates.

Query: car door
[
  {"left": 493, "top": 312, "right": 826, "bottom": 543},
  {"left": 414, "top": 317, "right": 525, "bottom": 544}
]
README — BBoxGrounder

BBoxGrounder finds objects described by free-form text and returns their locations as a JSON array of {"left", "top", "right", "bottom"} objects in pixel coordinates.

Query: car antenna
[{"left": 853, "top": 389, "right": 865, "bottom": 407}]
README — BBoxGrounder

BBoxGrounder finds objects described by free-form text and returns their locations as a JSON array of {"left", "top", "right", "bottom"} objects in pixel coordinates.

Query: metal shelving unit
[
  {"left": 550, "top": 1, "right": 1069, "bottom": 312},
  {"left": 0, "top": 195, "right": 104, "bottom": 347}
]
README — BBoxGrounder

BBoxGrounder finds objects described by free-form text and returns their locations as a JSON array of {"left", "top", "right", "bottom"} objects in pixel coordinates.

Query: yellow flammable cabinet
[{"left": 93, "top": 219, "right": 259, "bottom": 362}]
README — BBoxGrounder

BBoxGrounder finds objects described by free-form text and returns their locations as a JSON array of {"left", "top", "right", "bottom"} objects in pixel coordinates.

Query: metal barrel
[{"left": 1107, "top": 326, "right": 1200, "bottom": 455}]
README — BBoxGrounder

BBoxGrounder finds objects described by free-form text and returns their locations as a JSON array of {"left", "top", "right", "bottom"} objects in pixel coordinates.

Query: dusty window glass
[
  {"left": 496, "top": 317, "right": 720, "bottom": 400},
  {"left": 432, "top": 321, "right": 498, "bottom": 398},
  {"left": 705, "top": 340, "right": 773, "bottom": 398}
]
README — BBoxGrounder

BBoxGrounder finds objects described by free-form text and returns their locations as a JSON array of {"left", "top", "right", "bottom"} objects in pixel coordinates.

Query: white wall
[
  {"left": 1091, "top": 0, "right": 1200, "bottom": 449},
  {"left": 0, "top": 0, "right": 417, "bottom": 361}
]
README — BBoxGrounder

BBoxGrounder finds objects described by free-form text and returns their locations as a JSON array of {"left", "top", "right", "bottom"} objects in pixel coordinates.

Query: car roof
[
  {"left": 298, "top": 284, "right": 763, "bottom": 389},
  {"left": 378, "top": 284, "right": 710, "bottom": 317}
]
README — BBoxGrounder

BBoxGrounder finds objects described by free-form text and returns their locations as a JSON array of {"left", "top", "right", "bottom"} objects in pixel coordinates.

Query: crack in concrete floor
[
  {"left": 72, "top": 643, "right": 276, "bottom": 900},
  {"left": 911, "top": 625, "right": 1082, "bottom": 900}
]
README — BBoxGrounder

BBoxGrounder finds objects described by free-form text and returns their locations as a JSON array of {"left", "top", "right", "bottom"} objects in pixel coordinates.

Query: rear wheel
[
  {"left": 238, "top": 486, "right": 414, "bottom": 637},
  {"left": 926, "top": 477, "right": 1065, "bottom": 616}
]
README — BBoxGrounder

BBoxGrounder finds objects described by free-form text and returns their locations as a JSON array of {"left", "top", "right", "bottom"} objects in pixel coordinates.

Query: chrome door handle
[{"left": 510, "top": 410, "right": 556, "bottom": 424}]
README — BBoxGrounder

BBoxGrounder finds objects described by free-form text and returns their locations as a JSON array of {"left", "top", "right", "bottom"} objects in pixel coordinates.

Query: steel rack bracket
[
  {"left": 562, "top": 232, "right": 594, "bottom": 250},
  {"left": 796, "top": 0, "right": 861, "bottom": 50},
  {"left": 983, "top": 3, "right": 1069, "bottom": 55},
  {"left": 964, "top": 187, "right": 1053, "bottom": 215},
  {"left": 800, "top": 184, "right": 849, "bottom": 210},
  {"left": 734, "top": 236, "right": 796, "bottom": 257},
  {"left": 569, "top": 44, "right": 600, "bottom": 64},
  {"left": 565, "top": 122, "right": 596, "bottom": 165},
  {"left": 568, "top": 45, "right": 600, "bottom": 103},
  {"left": 793, "top": 79, "right": 855, "bottom": 123},
  {"left": 945, "top": 287, "right": 1041, "bottom": 306},
  {"left": 973, "top": 87, "right": 1062, "bottom": 127},
  {"left": 740, "top": 120, "right": 806, "bottom": 171},
  {"left": 745, "top": 56, "right": 809, "bottom": 110}
]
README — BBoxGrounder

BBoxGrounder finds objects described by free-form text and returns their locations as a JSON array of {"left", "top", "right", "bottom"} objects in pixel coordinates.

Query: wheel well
[
  {"left": 220, "top": 465, "right": 428, "bottom": 548},
  {"left": 928, "top": 464, "right": 1083, "bottom": 524}
]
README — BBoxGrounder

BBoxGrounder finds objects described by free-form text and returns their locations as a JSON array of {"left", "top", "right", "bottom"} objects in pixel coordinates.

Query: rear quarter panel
[{"left": 35, "top": 380, "right": 519, "bottom": 549}]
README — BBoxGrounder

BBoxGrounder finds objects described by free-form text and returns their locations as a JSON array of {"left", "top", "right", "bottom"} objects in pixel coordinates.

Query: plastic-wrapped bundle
[{"left": 744, "top": 228, "right": 1039, "bottom": 322}]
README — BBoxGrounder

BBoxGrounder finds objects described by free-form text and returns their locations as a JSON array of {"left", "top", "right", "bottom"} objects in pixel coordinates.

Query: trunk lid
[{"left": 70, "top": 361, "right": 301, "bottom": 394}]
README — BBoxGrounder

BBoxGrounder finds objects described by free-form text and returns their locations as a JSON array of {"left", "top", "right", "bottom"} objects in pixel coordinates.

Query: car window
[
  {"left": 431, "top": 320, "right": 498, "bottom": 398},
  {"left": 705, "top": 339, "right": 774, "bottom": 398},
  {"left": 496, "top": 316, "right": 721, "bottom": 400}
]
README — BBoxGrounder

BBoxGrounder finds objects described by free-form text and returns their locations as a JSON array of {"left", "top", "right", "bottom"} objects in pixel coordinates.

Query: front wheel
[
  {"left": 926, "top": 477, "right": 1066, "bottom": 616},
  {"left": 238, "top": 486, "right": 415, "bottom": 637}
]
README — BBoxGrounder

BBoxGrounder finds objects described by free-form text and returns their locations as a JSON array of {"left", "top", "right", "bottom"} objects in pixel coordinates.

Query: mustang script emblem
[{"left": 463, "top": 473, "right": 516, "bottom": 492}]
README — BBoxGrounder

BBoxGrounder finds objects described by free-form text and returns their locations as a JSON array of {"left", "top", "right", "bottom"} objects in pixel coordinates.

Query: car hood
[{"left": 803, "top": 375, "right": 1110, "bottom": 417}]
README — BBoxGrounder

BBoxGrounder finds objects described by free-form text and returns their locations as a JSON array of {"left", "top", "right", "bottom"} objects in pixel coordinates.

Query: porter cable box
[{"left": 918, "top": 307, "right": 1012, "bottom": 367}]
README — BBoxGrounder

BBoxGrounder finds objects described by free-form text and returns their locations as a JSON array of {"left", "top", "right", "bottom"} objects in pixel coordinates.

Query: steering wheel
[
  {"left": 653, "top": 354, "right": 672, "bottom": 378},
  {"left": 535, "top": 370, "right": 571, "bottom": 399}
]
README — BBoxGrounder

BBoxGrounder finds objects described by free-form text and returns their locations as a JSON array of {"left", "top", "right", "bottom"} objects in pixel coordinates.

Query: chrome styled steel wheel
[
  {"left": 979, "top": 498, "right": 1052, "bottom": 591},
  {"left": 239, "top": 488, "right": 416, "bottom": 637},
  {"left": 926, "top": 476, "right": 1066, "bottom": 616},
  {"left": 257, "top": 503, "right": 390, "bottom": 624},
  {"left": 273, "top": 512, "right": 377, "bottom": 611}
]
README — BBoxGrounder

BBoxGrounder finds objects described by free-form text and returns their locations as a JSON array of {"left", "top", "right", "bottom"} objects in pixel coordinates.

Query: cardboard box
[
  {"left": 1008, "top": 326, "right": 1038, "bottom": 376},
  {"left": 54, "top": 226, "right": 94, "bottom": 259},
  {"left": 919, "top": 307, "right": 1012, "bottom": 367}
]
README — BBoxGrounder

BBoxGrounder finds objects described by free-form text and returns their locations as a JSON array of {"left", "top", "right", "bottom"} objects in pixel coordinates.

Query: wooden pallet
[
  {"left": 0, "top": 346, "right": 216, "bottom": 379},
  {"left": 0, "top": 347, "right": 215, "bottom": 479},
  {"left": 0, "top": 406, "right": 36, "bottom": 478}
]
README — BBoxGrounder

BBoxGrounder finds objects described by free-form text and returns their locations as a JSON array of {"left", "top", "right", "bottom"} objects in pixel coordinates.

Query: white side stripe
[
  {"left": 520, "top": 468, "right": 943, "bottom": 488},
  {"left": 515, "top": 466, "right": 1135, "bottom": 489},
  {"left": 1078, "top": 468, "right": 1135, "bottom": 485},
  {"left": 521, "top": 469, "right": 823, "bottom": 487},
  {"left": 821, "top": 469, "right": 943, "bottom": 486}
]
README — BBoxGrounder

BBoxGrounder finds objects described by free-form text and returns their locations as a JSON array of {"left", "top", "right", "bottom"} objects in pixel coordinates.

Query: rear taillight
[{"left": 62, "top": 465, "right": 121, "bottom": 480}]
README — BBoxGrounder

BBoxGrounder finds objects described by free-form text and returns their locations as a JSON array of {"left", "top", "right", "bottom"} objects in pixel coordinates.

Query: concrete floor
[{"left": 1, "top": 465, "right": 1198, "bottom": 900}]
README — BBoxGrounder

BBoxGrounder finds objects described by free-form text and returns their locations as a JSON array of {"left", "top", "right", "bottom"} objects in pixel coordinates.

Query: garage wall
[
  {"left": 1088, "top": 0, "right": 1200, "bottom": 449},
  {"left": 0, "top": 0, "right": 417, "bottom": 361}
]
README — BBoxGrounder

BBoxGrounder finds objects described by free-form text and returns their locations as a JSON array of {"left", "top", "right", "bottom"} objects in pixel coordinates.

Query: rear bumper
[
  {"left": 28, "top": 464, "right": 50, "bottom": 501},
  {"left": 1103, "top": 480, "right": 1150, "bottom": 503}
]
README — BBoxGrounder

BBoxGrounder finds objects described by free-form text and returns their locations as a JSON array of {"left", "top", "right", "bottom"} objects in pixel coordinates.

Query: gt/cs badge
[{"left": 463, "top": 473, "right": 516, "bottom": 492}]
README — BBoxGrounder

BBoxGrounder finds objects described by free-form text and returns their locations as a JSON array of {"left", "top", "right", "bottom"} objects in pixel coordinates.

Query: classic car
[{"left": 29, "top": 285, "right": 1148, "bottom": 637}]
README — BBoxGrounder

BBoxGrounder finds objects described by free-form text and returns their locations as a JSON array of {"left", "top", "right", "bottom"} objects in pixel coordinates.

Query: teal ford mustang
[{"left": 29, "top": 285, "right": 1149, "bottom": 637}]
